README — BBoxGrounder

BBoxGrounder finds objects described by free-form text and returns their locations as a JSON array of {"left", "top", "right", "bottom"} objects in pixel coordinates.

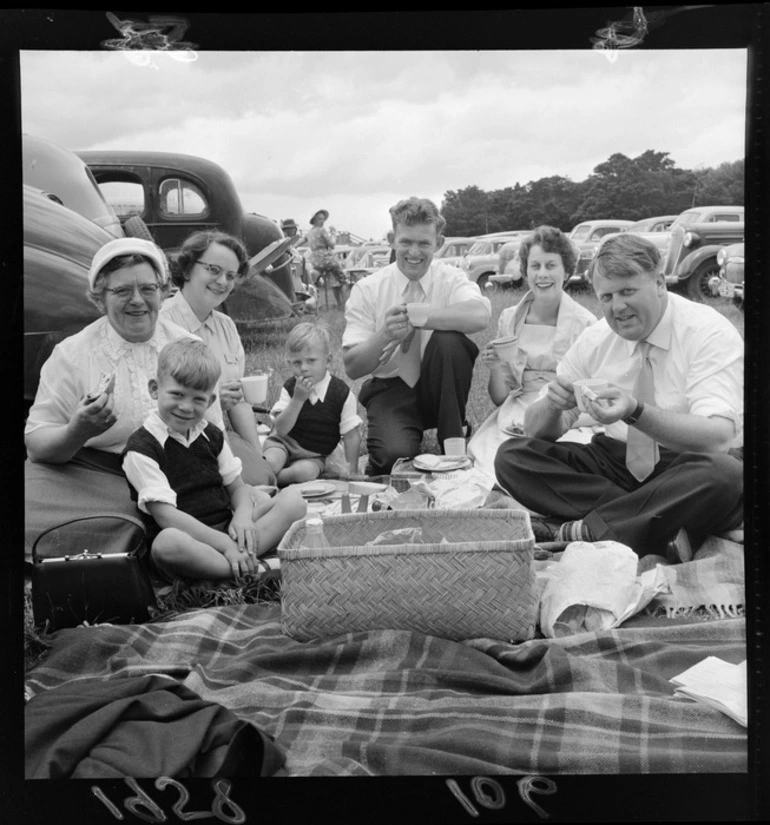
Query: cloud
[{"left": 20, "top": 48, "right": 747, "bottom": 239}]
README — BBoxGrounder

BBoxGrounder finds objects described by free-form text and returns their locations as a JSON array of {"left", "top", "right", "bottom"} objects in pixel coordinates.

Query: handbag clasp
[{"left": 67, "top": 549, "right": 104, "bottom": 561}]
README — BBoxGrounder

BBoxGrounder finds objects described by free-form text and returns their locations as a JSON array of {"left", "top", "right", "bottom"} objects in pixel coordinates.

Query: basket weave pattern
[{"left": 278, "top": 509, "right": 537, "bottom": 642}]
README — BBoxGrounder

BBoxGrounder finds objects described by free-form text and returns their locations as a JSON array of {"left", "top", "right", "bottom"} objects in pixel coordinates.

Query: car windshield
[
  {"left": 592, "top": 227, "right": 623, "bottom": 240},
  {"left": 467, "top": 241, "right": 491, "bottom": 255},
  {"left": 671, "top": 211, "right": 701, "bottom": 228},
  {"left": 570, "top": 225, "right": 591, "bottom": 241},
  {"left": 438, "top": 242, "right": 469, "bottom": 258},
  {"left": 626, "top": 220, "right": 652, "bottom": 232}
]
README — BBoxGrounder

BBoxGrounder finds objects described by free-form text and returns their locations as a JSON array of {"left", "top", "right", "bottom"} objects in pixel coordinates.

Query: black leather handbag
[{"left": 31, "top": 513, "right": 157, "bottom": 631}]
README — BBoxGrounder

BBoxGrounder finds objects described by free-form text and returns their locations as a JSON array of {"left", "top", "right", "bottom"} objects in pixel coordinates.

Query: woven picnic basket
[{"left": 278, "top": 508, "right": 537, "bottom": 642}]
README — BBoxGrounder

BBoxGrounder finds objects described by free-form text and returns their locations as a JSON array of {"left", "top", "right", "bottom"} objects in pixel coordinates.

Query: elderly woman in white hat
[
  {"left": 306, "top": 208, "right": 346, "bottom": 310},
  {"left": 25, "top": 237, "right": 222, "bottom": 551}
]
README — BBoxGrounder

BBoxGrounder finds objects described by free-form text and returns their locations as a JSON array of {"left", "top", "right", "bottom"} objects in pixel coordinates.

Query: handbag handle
[{"left": 32, "top": 511, "right": 147, "bottom": 562}]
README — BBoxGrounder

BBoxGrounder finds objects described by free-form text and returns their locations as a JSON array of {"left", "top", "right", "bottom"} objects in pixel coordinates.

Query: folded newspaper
[{"left": 670, "top": 657, "right": 747, "bottom": 726}]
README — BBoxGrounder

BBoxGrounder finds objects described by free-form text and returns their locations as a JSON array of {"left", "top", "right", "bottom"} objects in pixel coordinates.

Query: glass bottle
[{"left": 302, "top": 516, "right": 328, "bottom": 550}]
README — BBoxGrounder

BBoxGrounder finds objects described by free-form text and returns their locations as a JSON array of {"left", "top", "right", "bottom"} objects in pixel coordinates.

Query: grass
[{"left": 243, "top": 284, "right": 744, "bottom": 458}]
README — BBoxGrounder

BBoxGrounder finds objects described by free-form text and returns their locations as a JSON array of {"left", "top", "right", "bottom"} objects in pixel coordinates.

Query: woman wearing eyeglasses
[
  {"left": 160, "top": 230, "right": 276, "bottom": 486},
  {"left": 25, "top": 237, "right": 223, "bottom": 551}
]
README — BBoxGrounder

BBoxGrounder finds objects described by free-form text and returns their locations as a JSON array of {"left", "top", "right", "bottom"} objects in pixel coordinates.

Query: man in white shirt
[
  {"left": 494, "top": 233, "right": 743, "bottom": 562},
  {"left": 343, "top": 197, "right": 491, "bottom": 475}
]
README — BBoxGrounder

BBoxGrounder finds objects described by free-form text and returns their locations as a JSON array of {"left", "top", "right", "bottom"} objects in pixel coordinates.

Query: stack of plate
[
  {"left": 298, "top": 482, "right": 336, "bottom": 499},
  {"left": 413, "top": 454, "right": 472, "bottom": 473}
]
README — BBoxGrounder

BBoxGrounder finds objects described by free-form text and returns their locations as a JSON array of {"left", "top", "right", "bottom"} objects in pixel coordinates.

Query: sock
[{"left": 557, "top": 519, "right": 593, "bottom": 543}]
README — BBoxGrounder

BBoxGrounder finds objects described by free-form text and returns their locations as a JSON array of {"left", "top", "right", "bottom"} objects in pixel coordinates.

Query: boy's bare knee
[
  {"left": 279, "top": 486, "right": 308, "bottom": 519},
  {"left": 151, "top": 527, "right": 188, "bottom": 565}
]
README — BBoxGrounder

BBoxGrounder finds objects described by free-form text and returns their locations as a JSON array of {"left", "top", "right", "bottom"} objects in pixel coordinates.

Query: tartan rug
[{"left": 25, "top": 604, "right": 746, "bottom": 777}]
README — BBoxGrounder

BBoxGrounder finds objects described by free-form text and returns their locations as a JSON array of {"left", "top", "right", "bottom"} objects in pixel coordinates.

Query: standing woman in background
[
  {"left": 306, "top": 209, "right": 347, "bottom": 310},
  {"left": 161, "top": 230, "right": 276, "bottom": 487}
]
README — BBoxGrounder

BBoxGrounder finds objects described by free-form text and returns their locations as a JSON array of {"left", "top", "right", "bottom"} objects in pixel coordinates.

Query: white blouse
[{"left": 25, "top": 315, "right": 225, "bottom": 454}]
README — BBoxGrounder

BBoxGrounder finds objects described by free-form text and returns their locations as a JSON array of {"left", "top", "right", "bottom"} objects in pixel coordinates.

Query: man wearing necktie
[
  {"left": 342, "top": 197, "right": 492, "bottom": 475},
  {"left": 494, "top": 233, "right": 743, "bottom": 563}
]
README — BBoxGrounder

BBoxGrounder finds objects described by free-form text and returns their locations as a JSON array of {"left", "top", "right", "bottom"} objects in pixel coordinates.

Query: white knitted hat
[{"left": 88, "top": 237, "right": 169, "bottom": 290}]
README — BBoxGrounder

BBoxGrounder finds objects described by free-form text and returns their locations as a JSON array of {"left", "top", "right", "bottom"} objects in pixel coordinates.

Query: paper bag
[{"left": 540, "top": 540, "right": 662, "bottom": 637}]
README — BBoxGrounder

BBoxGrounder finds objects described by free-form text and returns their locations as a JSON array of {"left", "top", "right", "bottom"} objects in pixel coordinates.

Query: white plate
[
  {"left": 413, "top": 454, "right": 472, "bottom": 472},
  {"left": 348, "top": 481, "right": 388, "bottom": 496},
  {"left": 299, "top": 482, "right": 336, "bottom": 499}
]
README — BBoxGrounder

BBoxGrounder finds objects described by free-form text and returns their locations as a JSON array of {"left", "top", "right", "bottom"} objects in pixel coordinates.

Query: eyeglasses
[
  {"left": 195, "top": 260, "right": 242, "bottom": 283},
  {"left": 103, "top": 283, "right": 162, "bottom": 300}
]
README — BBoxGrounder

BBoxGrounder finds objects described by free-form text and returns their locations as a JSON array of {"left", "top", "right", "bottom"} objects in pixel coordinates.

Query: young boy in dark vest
[
  {"left": 122, "top": 338, "right": 306, "bottom": 581},
  {"left": 264, "top": 321, "right": 362, "bottom": 486}
]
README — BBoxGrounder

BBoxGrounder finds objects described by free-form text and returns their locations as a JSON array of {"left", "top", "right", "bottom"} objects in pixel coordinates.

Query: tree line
[{"left": 440, "top": 150, "right": 744, "bottom": 237}]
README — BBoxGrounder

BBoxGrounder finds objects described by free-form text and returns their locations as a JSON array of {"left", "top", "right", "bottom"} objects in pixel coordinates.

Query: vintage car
[
  {"left": 568, "top": 219, "right": 635, "bottom": 283},
  {"left": 23, "top": 184, "right": 108, "bottom": 406},
  {"left": 713, "top": 242, "right": 745, "bottom": 307},
  {"left": 624, "top": 215, "right": 678, "bottom": 233},
  {"left": 662, "top": 206, "right": 744, "bottom": 301},
  {"left": 590, "top": 215, "right": 679, "bottom": 275},
  {"left": 344, "top": 244, "right": 392, "bottom": 282},
  {"left": 75, "top": 147, "right": 300, "bottom": 311},
  {"left": 459, "top": 231, "right": 530, "bottom": 290},
  {"left": 497, "top": 237, "right": 528, "bottom": 275},
  {"left": 22, "top": 135, "right": 295, "bottom": 402},
  {"left": 435, "top": 236, "right": 476, "bottom": 267}
]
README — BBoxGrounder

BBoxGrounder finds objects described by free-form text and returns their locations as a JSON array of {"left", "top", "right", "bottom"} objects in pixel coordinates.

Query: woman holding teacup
[
  {"left": 467, "top": 225, "right": 598, "bottom": 481},
  {"left": 161, "top": 230, "right": 276, "bottom": 486}
]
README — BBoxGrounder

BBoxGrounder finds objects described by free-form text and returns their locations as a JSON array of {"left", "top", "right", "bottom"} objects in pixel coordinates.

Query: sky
[{"left": 20, "top": 48, "right": 747, "bottom": 242}]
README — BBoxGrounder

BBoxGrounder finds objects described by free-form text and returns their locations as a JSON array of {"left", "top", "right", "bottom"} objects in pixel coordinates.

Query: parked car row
[{"left": 481, "top": 205, "right": 745, "bottom": 305}]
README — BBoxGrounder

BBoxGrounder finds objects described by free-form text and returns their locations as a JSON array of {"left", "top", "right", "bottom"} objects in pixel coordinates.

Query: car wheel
[
  {"left": 122, "top": 215, "right": 155, "bottom": 242},
  {"left": 686, "top": 259, "right": 721, "bottom": 302},
  {"left": 476, "top": 273, "right": 491, "bottom": 291}
]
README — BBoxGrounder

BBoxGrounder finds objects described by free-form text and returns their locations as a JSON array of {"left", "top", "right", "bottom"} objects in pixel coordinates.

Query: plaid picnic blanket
[
  {"left": 25, "top": 605, "right": 746, "bottom": 776},
  {"left": 647, "top": 535, "right": 745, "bottom": 618}
]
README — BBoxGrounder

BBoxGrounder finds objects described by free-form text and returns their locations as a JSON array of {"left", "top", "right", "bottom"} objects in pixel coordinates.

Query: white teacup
[
  {"left": 573, "top": 378, "right": 609, "bottom": 412},
  {"left": 406, "top": 302, "right": 431, "bottom": 327},
  {"left": 241, "top": 372, "right": 269, "bottom": 405},
  {"left": 491, "top": 336, "right": 519, "bottom": 367},
  {"left": 443, "top": 437, "right": 467, "bottom": 457}
]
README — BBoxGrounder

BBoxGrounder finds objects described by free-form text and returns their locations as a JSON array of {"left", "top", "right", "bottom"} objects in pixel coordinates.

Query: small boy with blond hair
[
  {"left": 122, "top": 338, "right": 306, "bottom": 581},
  {"left": 264, "top": 321, "right": 362, "bottom": 486}
]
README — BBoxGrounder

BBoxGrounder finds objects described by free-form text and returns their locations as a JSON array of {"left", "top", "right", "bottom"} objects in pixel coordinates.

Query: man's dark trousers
[{"left": 360, "top": 330, "right": 478, "bottom": 475}]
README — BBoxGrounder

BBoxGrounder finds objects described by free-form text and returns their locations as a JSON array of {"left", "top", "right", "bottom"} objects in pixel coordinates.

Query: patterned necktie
[
  {"left": 625, "top": 340, "right": 659, "bottom": 482},
  {"left": 400, "top": 279, "right": 425, "bottom": 388}
]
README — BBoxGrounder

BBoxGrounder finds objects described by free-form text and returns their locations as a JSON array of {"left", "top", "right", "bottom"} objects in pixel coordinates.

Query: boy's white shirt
[
  {"left": 270, "top": 370, "right": 362, "bottom": 435},
  {"left": 121, "top": 410, "right": 243, "bottom": 515}
]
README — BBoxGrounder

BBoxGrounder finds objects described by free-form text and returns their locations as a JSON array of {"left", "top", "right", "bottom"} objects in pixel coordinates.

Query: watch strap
[{"left": 623, "top": 400, "right": 645, "bottom": 426}]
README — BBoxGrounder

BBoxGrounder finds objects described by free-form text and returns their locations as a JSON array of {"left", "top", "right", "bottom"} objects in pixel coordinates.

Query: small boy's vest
[{"left": 285, "top": 375, "right": 349, "bottom": 456}]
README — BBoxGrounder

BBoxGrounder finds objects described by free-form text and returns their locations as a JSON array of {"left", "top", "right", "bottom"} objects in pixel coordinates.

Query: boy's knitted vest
[
  {"left": 123, "top": 422, "right": 232, "bottom": 531},
  {"left": 285, "top": 375, "right": 349, "bottom": 456}
]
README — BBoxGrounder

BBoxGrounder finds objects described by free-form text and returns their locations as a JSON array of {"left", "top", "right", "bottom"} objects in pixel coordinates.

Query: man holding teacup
[
  {"left": 494, "top": 233, "right": 743, "bottom": 564},
  {"left": 342, "top": 197, "right": 491, "bottom": 475}
]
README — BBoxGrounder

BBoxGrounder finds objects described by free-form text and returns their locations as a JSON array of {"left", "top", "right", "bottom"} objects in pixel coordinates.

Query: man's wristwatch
[{"left": 623, "top": 400, "right": 645, "bottom": 426}]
